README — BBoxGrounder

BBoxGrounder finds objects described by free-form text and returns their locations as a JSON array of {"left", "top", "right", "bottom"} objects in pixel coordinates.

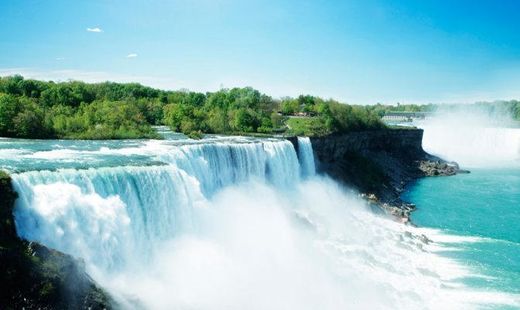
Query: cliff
[
  {"left": 290, "top": 128, "right": 461, "bottom": 218},
  {"left": 0, "top": 171, "right": 113, "bottom": 309}
]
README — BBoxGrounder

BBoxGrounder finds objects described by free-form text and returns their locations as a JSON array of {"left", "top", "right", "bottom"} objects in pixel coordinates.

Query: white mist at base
[
  {"left": 101, "top": 178, "right": 518, "bottom": 310},
  {"left": 10, "top": 139, "right": 520, "bottom": 309},
  {"left": 417, "top": 109, "right": 520, "bottom": 168}
]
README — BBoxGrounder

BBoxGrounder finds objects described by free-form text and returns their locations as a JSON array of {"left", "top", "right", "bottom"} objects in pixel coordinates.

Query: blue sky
[{"left": 1, "top": 0, "right": 520, "bottom": 104}]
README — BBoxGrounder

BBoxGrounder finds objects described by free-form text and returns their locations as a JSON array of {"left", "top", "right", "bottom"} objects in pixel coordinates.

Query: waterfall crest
[{"left": 12, "top": 140, "right": 301, "bottom": 272}]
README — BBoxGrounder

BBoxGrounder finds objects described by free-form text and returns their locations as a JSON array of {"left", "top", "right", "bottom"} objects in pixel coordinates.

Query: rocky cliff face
[
  {"left": 0, "top": 171, "right": 113, "bottom": 309},
  {"left": 290, "top": 129, "right": 462, "bottom": 219}
]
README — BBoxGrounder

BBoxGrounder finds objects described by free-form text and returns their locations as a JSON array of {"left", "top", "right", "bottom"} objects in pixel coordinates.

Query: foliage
[
  {"left": 0, "top": 76, "right": 161, "bottom": 139},
  {"left": 366, "top": 103, "right": 436, "bottom": 118},
  {"left": 0, "top": 75, "right": 386, "bottom": 139},
  {"left": 283, "top": 97, "right": 386, "bottom": 136}
]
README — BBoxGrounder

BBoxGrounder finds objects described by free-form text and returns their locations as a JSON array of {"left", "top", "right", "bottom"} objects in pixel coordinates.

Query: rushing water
[
  {"left": 1, "top": 128, "right": 519, "bottom": 309},
  {"left": 403, "top": 117, "right": 520, "bottom": 309}
]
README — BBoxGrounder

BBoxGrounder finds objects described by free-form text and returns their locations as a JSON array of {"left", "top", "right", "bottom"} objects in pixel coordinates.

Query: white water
[
  {"left": 10, "top": 136, "right": 520, "bottom": 309},
  {"left": 417, "top": 112, "right": 520, "bottom": 167}
]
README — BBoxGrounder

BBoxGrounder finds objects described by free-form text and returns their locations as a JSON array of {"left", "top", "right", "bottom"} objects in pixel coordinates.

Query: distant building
[{"left": 382, "top": 112, "right": 431, "bottom": 122}]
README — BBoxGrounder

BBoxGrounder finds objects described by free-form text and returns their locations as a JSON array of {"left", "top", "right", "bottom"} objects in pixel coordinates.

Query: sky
[{"left": 1, "top": 0, "right": 520, "bottom": 104}]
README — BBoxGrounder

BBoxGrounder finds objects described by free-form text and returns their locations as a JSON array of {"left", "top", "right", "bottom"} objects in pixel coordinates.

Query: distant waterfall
[
  {"left": 297, "top": 137, "right": 316, "bottom": 177},
  {"left": 420, "top": 124, "right": 520, "bottom": 167}
]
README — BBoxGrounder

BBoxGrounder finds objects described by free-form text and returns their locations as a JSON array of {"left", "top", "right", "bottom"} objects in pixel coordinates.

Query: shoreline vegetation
[{"left": 0, "top": 75, "right": 385, "bottom": 140}]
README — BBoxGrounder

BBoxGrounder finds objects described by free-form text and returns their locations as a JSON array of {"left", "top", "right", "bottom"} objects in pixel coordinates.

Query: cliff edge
[{"left": 290, "top": 128, "right": 462, "bottom": 219}]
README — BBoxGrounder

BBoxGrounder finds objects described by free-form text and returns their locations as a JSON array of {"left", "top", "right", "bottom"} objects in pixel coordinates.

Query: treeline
[
  {"left": 0, "top": 75, "right": 385, "bottom": 139},
  {"left": 280, "top": 96, "right": 385, "bottom": 136},
  {"left": 366, "top": 103, "right": 436, "bottom": 118},
  {"left": 456, "top": 101, "right": 520, "bottom": 121},
  {"left": 0, "top": 76, "right": 161, "bottom": 139}
]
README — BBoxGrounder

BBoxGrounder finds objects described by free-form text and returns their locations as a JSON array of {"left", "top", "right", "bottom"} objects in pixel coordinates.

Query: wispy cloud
[
  {"left": 126, "top": 53, "right": 138, "bottom": 58},
  {"left": 86, "top": 27, "right": 103, "bottom": 33}
]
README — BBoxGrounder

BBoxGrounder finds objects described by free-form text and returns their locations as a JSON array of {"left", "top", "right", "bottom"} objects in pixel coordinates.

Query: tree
[
  {"left": 0, "top": 94, "right": 20, "bottom": 136},
  {"left": 280, "top": 98, "right": 299, "bottom": 115}
]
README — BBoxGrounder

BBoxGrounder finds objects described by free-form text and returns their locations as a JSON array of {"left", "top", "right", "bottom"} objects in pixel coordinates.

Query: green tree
[{"left": 0, "top": 94, "right": 20, "bottom": 136}]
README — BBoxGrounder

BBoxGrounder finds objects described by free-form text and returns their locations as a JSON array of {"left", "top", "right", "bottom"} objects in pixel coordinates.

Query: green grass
[
  {"left": 386, "top": 124, "right": 419, "bottom": 130},
  {"left": 285, "top": 117, "right": 329, "bottom": 136}
]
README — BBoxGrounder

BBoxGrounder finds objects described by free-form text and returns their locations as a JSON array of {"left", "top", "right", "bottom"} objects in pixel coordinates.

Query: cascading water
[
  {"left": 11, "top": 139, "right": 301, "bottom": 272},
  {"left": 297, "top": 137, "right": 316, "bottom": 177},
  {"left": 2, "top": 132, "right": 518, "bottom": 309}
]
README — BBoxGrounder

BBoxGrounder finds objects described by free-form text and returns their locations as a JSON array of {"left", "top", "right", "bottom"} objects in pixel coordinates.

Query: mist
[
  {"left": 417, "top": 105, "right": 520, "bottom": 168},
  {"left": 88, "top": 177, "right": 517, "bottom": 310}
]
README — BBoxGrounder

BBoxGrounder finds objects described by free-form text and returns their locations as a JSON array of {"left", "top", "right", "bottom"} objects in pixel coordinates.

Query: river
[{"left": 402, "top": 119, "right": 520, "bottom": 309}]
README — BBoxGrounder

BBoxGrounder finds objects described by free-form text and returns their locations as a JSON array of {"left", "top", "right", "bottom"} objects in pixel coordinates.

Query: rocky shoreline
[{"left": 290, "top": 128, "right": 467, "bottom": 222}]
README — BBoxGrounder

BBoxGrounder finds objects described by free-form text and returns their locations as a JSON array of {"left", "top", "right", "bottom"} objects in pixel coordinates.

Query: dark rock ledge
[
  {"left": 0, "top": 171, "right": 114, "bottom": 310},
  {"left": 289, "top": 128, "right": 468, "bottom": 222}
]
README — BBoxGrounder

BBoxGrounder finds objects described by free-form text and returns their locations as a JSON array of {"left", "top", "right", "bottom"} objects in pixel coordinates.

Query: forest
[{"left": 0, "top": 75, "right": 385, "bottom": 139}]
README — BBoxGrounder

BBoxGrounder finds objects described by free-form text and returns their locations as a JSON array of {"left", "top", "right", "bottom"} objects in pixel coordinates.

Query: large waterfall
[
  {"left": 5, "top": 134, "right": 518, "bottom": 309},
  {"left": 12, "top": 139, "right": 302, "bottom": 272}
]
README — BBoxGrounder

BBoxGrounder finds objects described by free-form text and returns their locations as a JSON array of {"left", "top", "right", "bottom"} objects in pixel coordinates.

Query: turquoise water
[
  {"left": 404, "top": 168, "right": 520, "bottom": 302},
  {"left": 405, "top": 119, "right": 520, "bottom": 308}
]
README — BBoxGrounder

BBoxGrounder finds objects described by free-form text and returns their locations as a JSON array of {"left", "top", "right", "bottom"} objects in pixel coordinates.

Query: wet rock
[
  {"left": 305, "top": 128, "right": 469, "bottom": 223},
  {"left": 419, "top": 160, "right": 462, "bottom": 176}
]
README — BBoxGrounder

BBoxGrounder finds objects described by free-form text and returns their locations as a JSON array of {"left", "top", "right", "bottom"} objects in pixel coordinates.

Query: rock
[
  {"left": 293, "top": 128, "right": 469, "bottom": 223},
  {"left": 418, "top": 159, "right": 466, "bottom": 177},
  {"left": 367, "top": 193, "right": 378, "bottom": 201},
  {"left": 419, "top": 234, "right": 432, "bottom": 244}
]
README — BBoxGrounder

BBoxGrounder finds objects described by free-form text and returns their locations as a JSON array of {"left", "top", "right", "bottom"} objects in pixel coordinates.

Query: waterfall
[
  {"left": 12, "top": 166, "right": 203, "bottom": 271},
  {"left": 422, "top": 126, "right": 520, "bottom": 167},
  {"left": 9, "top": 136, "right": 519, "bottom": 309},
  {"left": 417, "top": 113, "right": 520, "bottom": 167},
  {"left": 297, "top": 137, "right": 316, "bottom": 177},
  {"left": 11, "top": 139, "right": 302, "bottom": 273}
]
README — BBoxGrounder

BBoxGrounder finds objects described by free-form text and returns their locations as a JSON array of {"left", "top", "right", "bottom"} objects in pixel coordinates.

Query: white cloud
[
  {"left": 86, "top": 27, "right": 103, "bottom": 33},
  {"left": 127, "top": 53, "right": 138, "bottom": 58}
]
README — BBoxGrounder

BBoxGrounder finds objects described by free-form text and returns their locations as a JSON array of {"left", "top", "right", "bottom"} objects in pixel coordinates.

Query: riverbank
[{"left": 290, "top": 128, "right": 466, "bottom": 220}]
